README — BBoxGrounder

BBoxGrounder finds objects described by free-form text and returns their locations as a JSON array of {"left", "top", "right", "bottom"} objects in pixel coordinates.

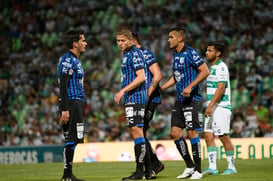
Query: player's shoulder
[
  {"left": 217, "top": 60, "right": 228, "bottom": 68},
  {"left": 216, "top": 60, "right": 229, "bottom": 72},
  {"left": 60, "top": 51, "right": 74, "bottom": 61}
]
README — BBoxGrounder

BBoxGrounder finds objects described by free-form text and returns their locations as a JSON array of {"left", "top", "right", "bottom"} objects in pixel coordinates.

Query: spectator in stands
[{"left": 0, "top": 0, "right": 273, "bottom": 146}]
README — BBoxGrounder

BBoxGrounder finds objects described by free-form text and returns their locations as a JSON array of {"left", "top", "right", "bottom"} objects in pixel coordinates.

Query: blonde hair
[{"left": 116, "top": 24, "right": 133, "bottom": 39}]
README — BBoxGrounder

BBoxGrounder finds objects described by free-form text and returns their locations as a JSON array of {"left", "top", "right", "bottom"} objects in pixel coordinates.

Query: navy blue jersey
[
  {"left": 57, "top": 51, "right": 85, "bottom": 102},
  {"left": 172, "top": 45, "right": 204, "bottom": 102},
  {"left": 140, "top": 47, "right": 161, "bottom": 104},
  {"left": 121, "top": 46, "right": 148, "bottom": 105}
]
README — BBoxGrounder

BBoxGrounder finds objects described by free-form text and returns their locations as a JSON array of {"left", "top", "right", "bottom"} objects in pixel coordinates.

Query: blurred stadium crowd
[{"left": 0, "top": 0, "right": 273, "bottom": 146}]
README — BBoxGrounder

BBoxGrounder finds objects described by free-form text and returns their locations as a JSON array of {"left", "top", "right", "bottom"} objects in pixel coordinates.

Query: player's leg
[
  {"left": 213, "top": 107, "right": 236, "bottom": 175},
  {"left": 122, "top": 104, "right": 146, "bottom": 180},
  {"left": 219, "top": 135, "right": 237, "bottom": 174},
  {"left": 184, "top": 101, "right": 203, "bottom": 179},
  {"left": 202, "top": 116, "right": 218, "bottom": 175},
  {"left": 62, "top": 101, "right": 85, "bottom": 181},
  {"left": 143, "top": 102, "right": 164, "bottom": 176},
  {"left": 171, "top": 101, "right": 195, "bottom": 179}
]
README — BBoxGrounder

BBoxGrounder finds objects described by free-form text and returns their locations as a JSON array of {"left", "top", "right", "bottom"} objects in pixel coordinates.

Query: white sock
[
  {"left": 208, "top": 151, "right": 217, "bottom": 170},
  {"left": 226, "top": 155, "right": 235, "bottom": 170}
]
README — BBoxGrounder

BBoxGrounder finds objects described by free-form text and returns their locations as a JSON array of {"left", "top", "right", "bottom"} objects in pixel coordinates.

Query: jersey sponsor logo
[
  {"left": 174, "top": 70, "right": 183, "bottom": 82},
  {"left": 184, "top": 111, "right": 193, "bottom": 128},
  {"left": 62, "top": 67, "right": 68, "bottom": 73},
  {"left": 138, "top": 108, "right": 145, "bottom": 117},
  {"left": 77, "top": 63, "right": 83, "bottom": 74},
  {"left": 76, "top": 123, "right": 84, "bottom": 139},
  {"left": 125, "top": 106, "right": 134, "bottom": 117},
  {"left": 127, "top": 118, "right": 134, "bottom": 125}
]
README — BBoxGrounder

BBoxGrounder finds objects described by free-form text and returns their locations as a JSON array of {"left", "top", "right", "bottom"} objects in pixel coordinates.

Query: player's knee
[
  {"left": 65, "top": 142, "right": 76, "bottom": 150},
  {"left": 170, "top": 130, "right": 180, "bottom": 140},
  {"left": 219, "top": 134, "right": 229, "bottom": 142},
  {"left": 204, "top": 132, "right": 214, "bottom": 142}
]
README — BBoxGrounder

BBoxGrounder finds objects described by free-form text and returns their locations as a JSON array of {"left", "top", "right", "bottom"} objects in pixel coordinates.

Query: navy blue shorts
[
  {"left": 61, "top": 100, "right": 85, "bottom": 144},
  {"left": 124, "top": 103, "right": 145, "bottom": 127},
  {"left": 171, "top": 100, "right": 203, "bottom": 131}
]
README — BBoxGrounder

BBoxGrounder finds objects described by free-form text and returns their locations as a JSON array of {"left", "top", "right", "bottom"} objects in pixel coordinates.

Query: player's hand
[
  {"left": 114, "top": 90, "right": 124, "bottom": 105},
  {"left": 60, "top": 111, "right": 69, "bottom": 124},
  {"left": 205, "top": 105, "right": 213, "bottom": 117},
  {"left": 182, "top": 86, "right": 191, "bottom": 97}
]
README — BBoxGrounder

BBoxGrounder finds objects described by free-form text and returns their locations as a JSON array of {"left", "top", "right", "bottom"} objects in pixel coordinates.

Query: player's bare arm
[
  {"left": 148, "top": 63, "right": 162, "bottom": 96},
  {"left": 114, "top": 68, "right": 145, "bottom": 104},
  {"left": 160, "top": 75, "right": 175, "bottom": 91},
  {"left": 205, "top": 82, "right": 226, "bottom": 117},
  {"left": 182, "top": 63, "right": 209, "bottom": 97}
]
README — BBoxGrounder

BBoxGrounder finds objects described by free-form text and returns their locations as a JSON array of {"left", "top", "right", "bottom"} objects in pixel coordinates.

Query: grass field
[{"left": 0, "top": 159, "right": 272, "bottom": 181}]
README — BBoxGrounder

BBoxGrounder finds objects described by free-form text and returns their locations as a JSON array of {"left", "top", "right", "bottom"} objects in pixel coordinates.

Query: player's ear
[
  {"left": 216, "top": 51, "right": 221, "bottom": 57},
  {"left": 73, "top": 41, "right": 78, "bottom": 48}
]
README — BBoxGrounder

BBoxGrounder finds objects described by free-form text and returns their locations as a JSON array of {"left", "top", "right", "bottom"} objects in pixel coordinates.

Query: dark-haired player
[
  {"left": 202, "top": 41, "right": 237, "bottom": 176},
  {"left": 161, "top": 26, "right": 209, "bottom": 179},
  {"left": 57, "top": 29, "right": 87, "bottom": 181}
]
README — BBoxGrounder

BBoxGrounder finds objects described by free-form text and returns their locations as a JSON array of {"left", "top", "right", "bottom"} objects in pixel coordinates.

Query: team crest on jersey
[
  {"left": 144, "top": 54, "right": 148, "bottom": 59},
  {"left": 180, "top": 57, "right": 184, "bottom": 64},
  {"left": 133, "top": 57, "right": 139, "bottom": 63},
  {"left": 123, "top": 57, "right": 127, "bottom": 63}
]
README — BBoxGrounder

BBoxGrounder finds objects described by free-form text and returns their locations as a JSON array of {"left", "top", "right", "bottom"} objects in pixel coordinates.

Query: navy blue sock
[
  {"left": 175, "top": 137, "right": 194, "bottom": 168},
  {"left": 190, "top": 137, "right": 201, "bottom": 172},
  {"left": 134, "top": 137, "right": 146, "bottom": 174},
  {"left": 63, "top": 142, "right": 75, "bottom": 178}
]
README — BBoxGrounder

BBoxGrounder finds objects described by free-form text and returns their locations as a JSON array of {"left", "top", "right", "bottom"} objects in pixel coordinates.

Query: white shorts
[{"left": 204, "top": 106, "right": 232, "bottom": 135}]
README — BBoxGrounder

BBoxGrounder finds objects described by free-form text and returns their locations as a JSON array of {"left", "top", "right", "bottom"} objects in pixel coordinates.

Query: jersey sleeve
[
  {"left": 132, "top": 50, "right": 145, "bottom": 71},
  {"left": 188, "top": 49, "right": 204, "bottom": 68},
  {"left": 144, "top": 49, "right": 156, "bottom": 67},
  {"left": 216, "top": 63, "right": 229, "bottom": 83},
  {"left": 59, "top": 57, "right": 74, "bottom": 75}
]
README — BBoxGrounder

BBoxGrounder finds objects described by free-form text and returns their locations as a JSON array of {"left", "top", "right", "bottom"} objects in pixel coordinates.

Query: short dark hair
[
  {"left": 64, "top": 29, "right": 84, "bottom": 49},
  {"left": 208, "top": 41, "right": 226, "bottom": 56},
  {"left": 169, "top": 25, "right": 186, "bottom": 33},
  {"left": 169, "top": 25, "right": 186, "bottom": 41},
  {"left": 132, "top": 30, "right": 140, "bottom": 44}
]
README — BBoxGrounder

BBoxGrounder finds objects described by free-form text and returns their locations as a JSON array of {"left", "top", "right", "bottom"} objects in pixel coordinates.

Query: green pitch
[{"left": 0, "top": 159, "right": 272, "bottom": 181}]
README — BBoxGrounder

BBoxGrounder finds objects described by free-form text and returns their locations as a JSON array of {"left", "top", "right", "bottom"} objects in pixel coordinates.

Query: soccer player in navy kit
[
  {"left": 57, "top": 29, "right": 87, "bottom": 181},
  {"left": 161, "top": 26, "right": 209, "bottom": 179},
  {"left": 131, "top": 31, "right": 164, "bottom": 177},
  {"left": 115, "top": 25, "right": 148, "bottom": 180}
]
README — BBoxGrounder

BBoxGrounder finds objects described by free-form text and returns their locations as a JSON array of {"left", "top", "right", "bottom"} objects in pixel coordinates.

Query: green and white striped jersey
[{"left": 206, "top": 60, "right": 231, "bottom": 110}]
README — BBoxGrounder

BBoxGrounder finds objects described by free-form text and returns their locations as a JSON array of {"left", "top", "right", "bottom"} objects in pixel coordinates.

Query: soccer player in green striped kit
[{"left": 203, "top": 41, "right": 237, "bottom": 176}]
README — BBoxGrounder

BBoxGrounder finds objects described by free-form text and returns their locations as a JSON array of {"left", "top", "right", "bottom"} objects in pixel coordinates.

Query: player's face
[
  {"left": 206, "top": 46, "right": 217, "bottom": 62},
  {"left": 168, "top": 31, "right": 182, "bottom": 49},
  {"left": 116, "top": 34, "right": 131, "bottom": 52},
  {"left": 76, "top": 34, "right": 87, "bottom": 53}
]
